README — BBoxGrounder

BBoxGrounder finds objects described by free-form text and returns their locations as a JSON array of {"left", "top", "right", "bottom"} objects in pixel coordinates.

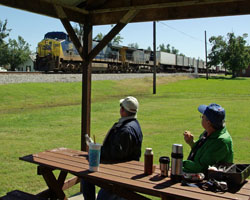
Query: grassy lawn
[{"left": 0, "top": 75, "right": 250, "bottom": 198}]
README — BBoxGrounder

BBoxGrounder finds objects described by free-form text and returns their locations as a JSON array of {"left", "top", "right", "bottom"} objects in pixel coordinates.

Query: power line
[{"left": 158, "top": 21, "right": 204, "bottom": 43}]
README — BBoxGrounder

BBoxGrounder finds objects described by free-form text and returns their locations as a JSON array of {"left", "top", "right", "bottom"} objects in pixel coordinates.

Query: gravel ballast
[{"left": 0, "top": 73, "right": 197, "bottom": 84}]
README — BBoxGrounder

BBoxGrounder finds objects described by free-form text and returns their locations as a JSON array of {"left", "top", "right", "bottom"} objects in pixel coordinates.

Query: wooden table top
[{"left": 20, "top": 147, "right": 250, "bottom": 200}]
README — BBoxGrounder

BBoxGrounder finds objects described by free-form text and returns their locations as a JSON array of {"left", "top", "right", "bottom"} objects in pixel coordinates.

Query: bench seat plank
[{"left": 0, "top": 190, "right": 46, "bottom": 200}]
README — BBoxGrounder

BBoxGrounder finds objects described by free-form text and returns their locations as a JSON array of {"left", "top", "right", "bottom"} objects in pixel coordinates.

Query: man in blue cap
[{"left": 183, "top": 103, "right": 233, "bottom": 173}]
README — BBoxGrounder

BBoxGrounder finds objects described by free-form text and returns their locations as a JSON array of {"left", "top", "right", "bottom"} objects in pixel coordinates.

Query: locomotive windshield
[{"left": 44, "top": 32, "right": 68, "bottom": 40}]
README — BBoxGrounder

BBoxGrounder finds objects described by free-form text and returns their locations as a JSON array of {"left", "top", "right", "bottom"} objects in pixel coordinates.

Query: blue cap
[{"left": 198, "top": 103, "right": 225, "bottom": 127}]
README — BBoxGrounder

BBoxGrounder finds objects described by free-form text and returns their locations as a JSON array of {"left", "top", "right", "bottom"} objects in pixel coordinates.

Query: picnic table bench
[
  {"left": 0, "top": 190, "right": 47, "bottom": 200},
  {"left": 14, "top": 147, "right": 250, "bottom": 200}
]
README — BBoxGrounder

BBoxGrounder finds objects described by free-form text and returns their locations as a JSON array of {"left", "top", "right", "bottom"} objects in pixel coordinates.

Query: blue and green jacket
[{"left": 183, "top": 127, "right": 233, "bottom": 173}]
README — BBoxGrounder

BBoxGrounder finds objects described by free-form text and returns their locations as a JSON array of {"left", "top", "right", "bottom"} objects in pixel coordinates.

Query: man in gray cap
[
  {"left": 82, "top": 96, "right": 143, "bottom": 200},
  {"left": 100, "top": 96, "right": 142, "bottom": 161},
  {"left": 183, "top": 103, "right": 233, "bottom": 173}
]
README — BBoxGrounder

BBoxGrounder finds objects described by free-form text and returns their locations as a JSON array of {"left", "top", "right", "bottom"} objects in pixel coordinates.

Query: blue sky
[{"left": 1, "top": 5, "right": 250, "bottom": 60}]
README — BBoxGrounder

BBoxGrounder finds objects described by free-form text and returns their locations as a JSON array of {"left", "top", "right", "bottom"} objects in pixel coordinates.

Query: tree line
[
  {"left": 207, "top": 32, "right": 250, "bottom": 78},
  {"left": 0, "top": 19, "right": 31, "bottom": 71},
  {"left": 90, "top": 27, "right": 183, "bottom": 54}
]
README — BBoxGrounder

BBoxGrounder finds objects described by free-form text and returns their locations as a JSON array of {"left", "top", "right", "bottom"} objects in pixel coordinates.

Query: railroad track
[
  {"left": 0, "top": 71, "right": 150, "bottom": 75},
  {"left": 0, "top": 71, "right": 89, "bottom": 75},
  {"left": 0, "top": 71, "right": 43, "bottom": 75}
]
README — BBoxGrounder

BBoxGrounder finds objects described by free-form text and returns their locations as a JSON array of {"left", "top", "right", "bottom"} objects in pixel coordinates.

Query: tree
[
  {"left": 224, "top": 33, "right": 250, "bottom": 77},
  {"left": 0, "top": 19, "right": 11, "bottom": 67},
  {"left": 109, "top": 24, "right": 124, "bottom": 45},
  {"left": 171, "top": 46, "right": 179, "bottom": 55},
  {"left": 73, "top": 23, "right": 84, "bottom": 41},
  {"left": 112, "top": 34, "right": 123, "bottom": 45},
  {"left": 0, "top": 19, "right": 11, "bottom": 43},
  {"left": 0, "top": 45, "right": 9, "bottom": 67},
  {"left": 208, "top": 32, "right": 250, "bottom": 78},
  {"left": 158, "top": 43, "right": 169, "bottom": 52},
  {"left": 0, "top": 19, "right": 31, "bottom": 71},
  {"left": 207, "top": 35, "right": 226, "bottom": 68},
  {"left": 93, "top": 33, "right": 104, "bottom": 41},
  {"left": 147, "top": 46, "right": 152, "bottom": 51},
  {"left": 7, "top": 36, "right": 31, "bottom": 71},
  {"left": 128, "top": 43, "right": 139, "bottom": 49},
  {"left": 157, "top": 43, "right": 182, "bottom": 55}
]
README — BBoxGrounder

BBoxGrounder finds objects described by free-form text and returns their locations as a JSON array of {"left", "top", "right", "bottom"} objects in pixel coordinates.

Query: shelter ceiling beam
[
  {"left": 0, "top": 0, "right": 88, "bottom": 24},
  {"left": 1, "top": 0, "right": 250, "bottom": 25},
  {"left": 91, "top": 0, "right": 245, "bottom": 14},
  {"left": 88, "top": 9, "right": 140, "bottom": 62},
  {"left": 54, "top": 4, "right": 83, "bottom": 58},
  {"left": 44, "top": 0, "right": 88, "bottom": 14},
  {"left": 90, "top": 0, "right": 250, "bottom": 25}
]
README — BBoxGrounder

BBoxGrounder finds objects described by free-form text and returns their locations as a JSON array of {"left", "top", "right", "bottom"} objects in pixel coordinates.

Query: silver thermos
[{"left": 171, "top": 144, "right": 183, "bottom": 182}]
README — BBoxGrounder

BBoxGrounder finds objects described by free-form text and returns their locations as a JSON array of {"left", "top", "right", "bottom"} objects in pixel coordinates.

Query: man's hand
[{"left": 183, "top": 131, "right": 194, "bottom": 148}]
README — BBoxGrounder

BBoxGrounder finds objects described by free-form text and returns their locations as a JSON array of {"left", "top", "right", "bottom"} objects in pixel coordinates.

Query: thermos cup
[
  {"left": 159, "top": 156, "right": 170, "bottom": 177},
  {"left": 171, "top": 144, "right": 183, "bottom": 182}
]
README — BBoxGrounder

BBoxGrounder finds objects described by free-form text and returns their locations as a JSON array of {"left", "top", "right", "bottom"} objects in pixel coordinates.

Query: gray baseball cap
[{"left": 120, "top": 96, "right": 139, "bottom": 113}]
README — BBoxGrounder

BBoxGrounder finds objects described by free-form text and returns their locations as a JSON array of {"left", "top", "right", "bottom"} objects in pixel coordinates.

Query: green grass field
[{"left": 0, "top": 75, "right": 250, "bottom": 198}]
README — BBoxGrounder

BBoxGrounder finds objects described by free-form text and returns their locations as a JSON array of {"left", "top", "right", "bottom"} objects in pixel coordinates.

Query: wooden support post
[
  {"left": 81, "top": 17, "right": 92, "bottom": 152},
  {"left": 80, "top": 10, "right": 139, "bottom": 151}
]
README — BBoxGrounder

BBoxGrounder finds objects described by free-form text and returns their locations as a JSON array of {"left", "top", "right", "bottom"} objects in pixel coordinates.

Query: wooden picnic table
[{"left": 20, "top": 147, "right": 250, "bottom": 200}]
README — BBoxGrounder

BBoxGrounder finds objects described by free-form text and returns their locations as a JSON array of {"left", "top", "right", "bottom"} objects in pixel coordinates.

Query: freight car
[{"left": 35, "top": 31, "right": 212, "bottom": 73}]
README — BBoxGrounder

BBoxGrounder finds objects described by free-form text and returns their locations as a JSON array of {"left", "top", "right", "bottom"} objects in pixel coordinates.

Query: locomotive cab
[{"left": 35, "top": 32, "right": 65, "bottom": 71}]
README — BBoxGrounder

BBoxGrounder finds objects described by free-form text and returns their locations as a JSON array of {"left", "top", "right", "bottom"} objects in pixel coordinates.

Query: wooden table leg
[{"left": 38, "top": 166, "right": 68, "bottom": 200}]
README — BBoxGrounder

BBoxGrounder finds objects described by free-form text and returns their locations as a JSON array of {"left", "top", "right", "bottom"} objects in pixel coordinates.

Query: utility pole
[
  {"left": 153, "top": 21, "right": 156, "bottom": 94},
  {"left": 205, "top": 30, "right": 208, "bottom": 80}
]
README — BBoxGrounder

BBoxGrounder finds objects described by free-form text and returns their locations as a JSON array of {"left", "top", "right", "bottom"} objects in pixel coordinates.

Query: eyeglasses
[{"left": 200, "top": 115, "right": 208, "bottom": 121}]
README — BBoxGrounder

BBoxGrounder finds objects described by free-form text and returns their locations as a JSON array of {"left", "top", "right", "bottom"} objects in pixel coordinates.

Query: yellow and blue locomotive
[{"left": 35, "top": 32, "right": 111, "bottom": 72}]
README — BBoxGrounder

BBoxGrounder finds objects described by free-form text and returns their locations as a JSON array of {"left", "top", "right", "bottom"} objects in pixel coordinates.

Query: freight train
[{"left": 34, "top": 31, "right": 220, "bottom": 73}]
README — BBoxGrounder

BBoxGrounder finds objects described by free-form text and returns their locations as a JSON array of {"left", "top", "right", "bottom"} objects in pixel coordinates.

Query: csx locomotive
[{"left": 35, "top": 31, "right": 214, "bottom": 73}]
